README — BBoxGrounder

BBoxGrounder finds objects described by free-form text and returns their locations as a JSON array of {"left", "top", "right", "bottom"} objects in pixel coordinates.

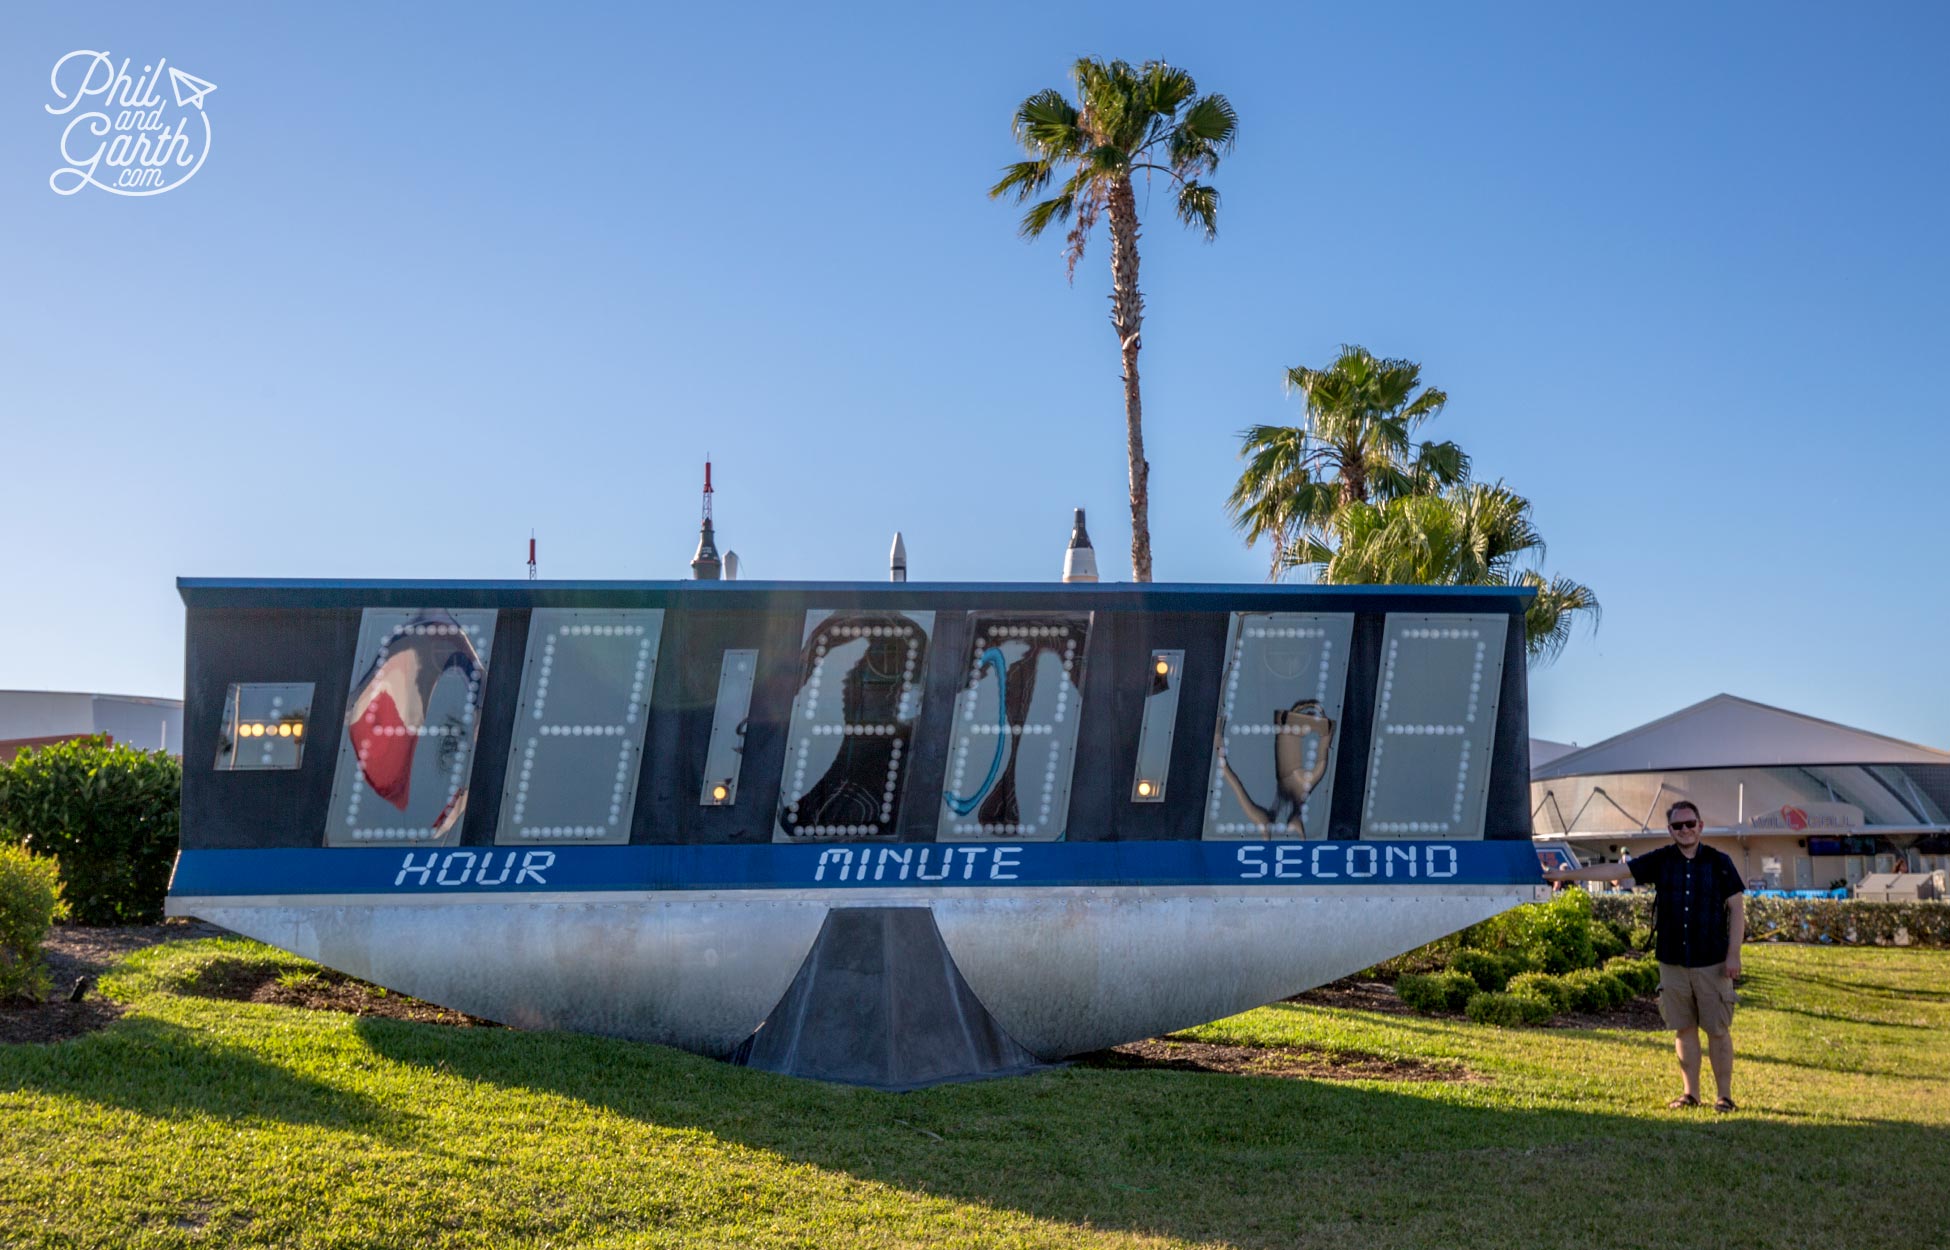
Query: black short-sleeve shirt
[{"left": 1629, "top": 843, "right": 1745, "bottom": 968}]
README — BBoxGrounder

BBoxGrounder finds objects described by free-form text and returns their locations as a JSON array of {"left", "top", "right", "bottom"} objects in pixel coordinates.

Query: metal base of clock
[
  {"left": 733, "top": 906, "right": 1045, "bottom": 1090},
  {"left": 170, "top": 883, "right": 1541, "bottom": 1084}
]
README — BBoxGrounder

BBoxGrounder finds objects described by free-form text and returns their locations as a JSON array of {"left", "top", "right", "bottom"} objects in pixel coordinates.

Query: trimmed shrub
[
  {"left": 1465, "top": 990, "right": 1554, "bottom": 1027},
  {"left": 1506, "top": 971, "right": 1571, "bottom": 1012},
  {"left": 1590, "top": 919, "right": 1628, "bottom": 962},
  {"left": 1628, "top": 924, "right": 1654, "bottom": 953},
  {"left": 1448, "top": 948, "right": 1514, "bottom": 992},
  {"left": 1397, "top": 969, "right": 1478, "bottom": 1013},
  {"left": 1592, "top": 893, "right": 1950, "bottom": 949},
  {"left": 0, "top": 736, "right": 181, "bottom": 924},
  {"left": 1604, "top": 955, "right": 1660, "bottom": 997},
  {"left": 1461, "top": 888, "right": 1598, "bottom": 973},
  {"left": 1561, "top": 969, "right": 1631, "bottom": 1012},
  {"left": 0, "top": 844, "right": 66, "bottom": 1000}
]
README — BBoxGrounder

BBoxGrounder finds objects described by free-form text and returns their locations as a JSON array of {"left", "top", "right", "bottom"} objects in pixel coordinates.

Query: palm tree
[
  {"left": 1291, "top": 482, "right": 1600, "bottom": 664},
  {"left": 991, "top": 58, "right": 1237, "bottom": 583},
  {"left": 1226, "top": 346, "right": 1468, "bottom": 577}
]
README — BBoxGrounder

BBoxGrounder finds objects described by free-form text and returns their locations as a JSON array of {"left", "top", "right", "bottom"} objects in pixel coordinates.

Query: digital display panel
[
  {"left": 495, "top": 609, "right": 663, "bottom": 844},
  {"left": 775, "top": 611, "right": 934, "bottom": 841},
  {"left": 1361, "top": 613, "right": 1507, "bottom": 840},
  {"left": 1203, "top": 613, "right": 1353, "bottom": 840},
  {"left": 324, "top": 609, "right": 497, "bottom": 846},
  {"left": 215, "top": 682, "right": 314, "bottom": 771},
  {"left": 937, "top": 613, "right": 1091, "bottom": 841}
]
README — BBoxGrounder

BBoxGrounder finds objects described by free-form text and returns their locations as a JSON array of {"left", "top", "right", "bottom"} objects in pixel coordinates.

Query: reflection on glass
[
  {"left": 323, "top": 608, "right": 497, "bottom": 846},
  {"left": 937, "top": 613, "right": 1090, "bottom": 841},
  {"left": 215, "top": 682, "right": 315, "bottom": 771},
  {"left": 775, "top": 611, "right": 934, "bottom": 841},
  {"left": 1203, "top": 613, "right": 1353, "bottom": 840},
  {"left": 495, "top": 609, "right": 662, "bottom": 844},
  {"left": 701, "top": 649, "right": 758, "bottom": 806},
  {"left": 1361, "top": 613, "right": 1507, "bottom": 840}
]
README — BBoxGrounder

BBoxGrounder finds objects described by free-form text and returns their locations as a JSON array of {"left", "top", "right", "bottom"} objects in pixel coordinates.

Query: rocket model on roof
[
  {"left": 1062, "top": 508, "right": 1099, "bottom": 583},
  {"left": 890, "top": 532, "right": 908, "bottom": 583},
  {"left": 691, "top": 461, "right": 721, "bottom": 581}
]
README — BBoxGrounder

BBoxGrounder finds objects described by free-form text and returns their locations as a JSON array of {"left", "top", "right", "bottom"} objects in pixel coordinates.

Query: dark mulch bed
[
  {"left": 1, "top": 918, "right": 227, "bottom": 1045},
  {"left": 1289, "top": 974, "right": 1667, "bottom": 1031},
  {"left": 1079, "top": 1035, "right": 1480, "bottom": 1082},
  {"left": 183, "top": 959, "right": 500, "bottom": 1028}
]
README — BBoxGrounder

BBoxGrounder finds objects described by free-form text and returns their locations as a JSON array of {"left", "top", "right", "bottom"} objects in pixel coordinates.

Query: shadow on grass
[
  {"left": 0, "top": 1014, "right": 409, "bottom": 1139},
  {"left": 348, "top": 1017, "right": 1950, "bottom": 1250}
]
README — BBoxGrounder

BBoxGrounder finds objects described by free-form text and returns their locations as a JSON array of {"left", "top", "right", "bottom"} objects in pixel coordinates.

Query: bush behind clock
[{"left": 0, "top": 735, "right": 180, "bottom": 925}]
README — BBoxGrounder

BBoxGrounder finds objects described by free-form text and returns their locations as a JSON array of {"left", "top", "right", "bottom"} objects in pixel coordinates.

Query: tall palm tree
[
  {"left": 991, "top": 58, "right": 1237, "bottom": 583},
  {"left": 1292, "top": 482, "right": 1600, "bottom": 664},
  {"left": 1226, "top": 346, "right": 1468, "bottom": 578}
]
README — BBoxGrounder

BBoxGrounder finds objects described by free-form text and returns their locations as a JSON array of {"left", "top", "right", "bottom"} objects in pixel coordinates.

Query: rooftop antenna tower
[{"left": 691, "top": 458, "right": 722, "bottom": 580}]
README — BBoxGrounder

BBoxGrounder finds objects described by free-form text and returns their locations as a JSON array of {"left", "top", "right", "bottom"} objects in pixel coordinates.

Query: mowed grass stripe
[{"left": 2, "top": 940, "right": 1946, "bottom": 1249}]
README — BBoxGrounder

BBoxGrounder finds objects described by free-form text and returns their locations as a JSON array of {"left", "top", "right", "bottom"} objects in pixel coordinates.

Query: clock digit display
[
  {"left": 495, "top": 609, "right": 663, "bottom": 844},
  {"left": 1203, "top": 613, "right": 1353, "bottom": 839},
  {"left": 775, "top": 611, "right": 934, "bottom": 840},
  {"left": 1361, "top": 613, "right": 1508, "bottom": 839},
  {"left": 324, "top": 609, "right": 497, "bottom": 846},
  {"left": 937, "top": 613, "right": 1090, "bottom": 841}
]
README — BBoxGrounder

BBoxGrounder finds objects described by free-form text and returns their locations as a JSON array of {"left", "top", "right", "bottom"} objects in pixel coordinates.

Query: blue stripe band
[{"left": 170, "top": 840, "right": 1544, "bottom": 897}]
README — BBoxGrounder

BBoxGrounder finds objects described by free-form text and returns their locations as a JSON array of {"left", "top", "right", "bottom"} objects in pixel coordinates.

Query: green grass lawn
[{"left": 3, "top": 940, "right": 1946, "bottom": 1249}]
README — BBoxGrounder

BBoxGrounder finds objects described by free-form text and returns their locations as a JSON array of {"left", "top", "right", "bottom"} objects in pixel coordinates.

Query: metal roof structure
[{"left": 1531, "top": 693, "right": 1950, "bottom": 780}]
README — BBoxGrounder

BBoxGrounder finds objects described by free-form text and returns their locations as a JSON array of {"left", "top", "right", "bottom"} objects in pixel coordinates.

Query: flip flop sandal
[
  {"left": 1666, "top": 1094, "right": 1699, "bottom": 1109},
  {"left": 1713, "top": 1097, "right": 1738, "bottom": 1114}
]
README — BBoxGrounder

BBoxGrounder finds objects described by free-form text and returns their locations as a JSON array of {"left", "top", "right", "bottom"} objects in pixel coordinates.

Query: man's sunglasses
[{"left": 1669, "top": 819, "right": 1700, "bottom": 832}]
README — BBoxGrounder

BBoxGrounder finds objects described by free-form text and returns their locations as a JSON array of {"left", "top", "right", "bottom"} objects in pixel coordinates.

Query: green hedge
[
  {"left": 1465, "top": 989, "right": 1554, "bottom": 1027},
  {"left": 1591, "top": 894, "right": 1950, "bottom": 948},
  {"left": 0, "top": 844, "right": 66, "bottom": 999},
  {"left": 1397, "top": 969, "right": 1479, "bottom": 1013},
  {"left": 0, "top": 735, "right": 180, "bottom": 924}
]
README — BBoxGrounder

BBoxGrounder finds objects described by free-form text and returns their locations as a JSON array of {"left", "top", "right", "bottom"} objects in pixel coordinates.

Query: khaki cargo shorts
[{"left": 1658, "top": 962, "right": 1736, "bottom": 1035}]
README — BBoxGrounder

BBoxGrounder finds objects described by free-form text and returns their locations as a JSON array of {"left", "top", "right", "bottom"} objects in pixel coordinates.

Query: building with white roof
[
  {"left": 1530, "top": 694, "right": 1950, "bottom": 888},
  {"left": 0, "top": 690, "right": 181, "bottom": 760}
]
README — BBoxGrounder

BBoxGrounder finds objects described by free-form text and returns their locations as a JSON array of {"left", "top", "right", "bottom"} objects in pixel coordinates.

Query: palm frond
[
  {"left": 988, "top": 160, "right": 1053, "bottom": 203},
  {"left": 1176, "top": 182, "right": 1219, "bottom": 239},
  {"left": 1019, "top": 193, "right": 1075, "bottom": 239},
  {"left": 1013, "top": 90, "right": 1083, "bottom": 156}
]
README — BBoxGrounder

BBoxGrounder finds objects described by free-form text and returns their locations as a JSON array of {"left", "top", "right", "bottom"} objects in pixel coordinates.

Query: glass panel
[
  {"left": 323, "top": 609, "right": 497, "bottom": 846},
  {"left": 1361, "top": 613, "right": 1508, "bottom": 840},
  {"left": 1130, "top": 649, "right": 1184, "bottom": 803},
  {"left": 775, "top": 611, "right": 934, "bottom": 841},
  {"left": 214, "top": 682, "right": 315, "bottom": 771},
  {"left": 495, "top": 609, "right": 663, "bottom": 845},
  {"left": 937, "top": 612, "right": 1091, "bottom": 842},
  {"left": 1203, "top": 613, "right": 1353, "bottom": 839},
  {"left": 700, "top": 649, "right": 758, "bottom": 806}
]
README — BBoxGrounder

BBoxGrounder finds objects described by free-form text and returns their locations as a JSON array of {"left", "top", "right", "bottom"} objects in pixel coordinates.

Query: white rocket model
[
  {"left": 890, "top": 532, "right": 908, "bottom": 583},
  {"left": 1062, "top": 508, "right": 1099, "bottom": 583}
]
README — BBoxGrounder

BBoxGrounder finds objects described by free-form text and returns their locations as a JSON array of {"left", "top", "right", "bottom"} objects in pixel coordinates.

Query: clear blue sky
[{"left": 2, "top": 2, "right": 1945, "bottom": 751}]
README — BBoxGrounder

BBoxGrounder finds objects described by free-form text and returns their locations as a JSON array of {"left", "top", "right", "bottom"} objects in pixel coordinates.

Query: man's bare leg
[
  {"left": 1705, "top": 1030, "right": 1733, "bottom": 1103},
  {"left": 1674, "top": 1026, "right": 1702, "bottom": 1100}
]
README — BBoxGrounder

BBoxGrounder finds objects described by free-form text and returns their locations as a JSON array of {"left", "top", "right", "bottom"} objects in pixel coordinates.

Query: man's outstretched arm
[{"left": 1543, "top": 861, "right": 1636, "bottom": 885}]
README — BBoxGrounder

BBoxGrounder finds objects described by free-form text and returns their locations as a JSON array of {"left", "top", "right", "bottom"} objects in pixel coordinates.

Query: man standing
[{"left": 1544, "top": 800, "right": 1746, "bottom": 1112}]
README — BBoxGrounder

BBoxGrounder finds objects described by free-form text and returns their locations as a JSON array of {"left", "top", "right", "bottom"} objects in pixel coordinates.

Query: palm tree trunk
[{"left": 1106, "top": 176, "right": 1151, "bottom": 583}]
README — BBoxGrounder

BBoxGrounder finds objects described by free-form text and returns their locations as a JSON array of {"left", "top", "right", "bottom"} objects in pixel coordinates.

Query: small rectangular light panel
[
  {"left": 700, "top": 649, "right": 758, "bottom": 805},
  {"left": 1360, "top": 613, "right": 1508, "bottom": 840},
  {"left": 215, "top": 682, "right": 315, "bottom": 771},
  {"left": 1130, "top": 649, "right": 1184, "bottom": 802}
]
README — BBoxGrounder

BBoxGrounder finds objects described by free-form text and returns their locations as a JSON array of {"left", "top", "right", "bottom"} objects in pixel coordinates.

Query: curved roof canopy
[{"left": 1532, "top": 694, "right": 1950, "bottom": 780}]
